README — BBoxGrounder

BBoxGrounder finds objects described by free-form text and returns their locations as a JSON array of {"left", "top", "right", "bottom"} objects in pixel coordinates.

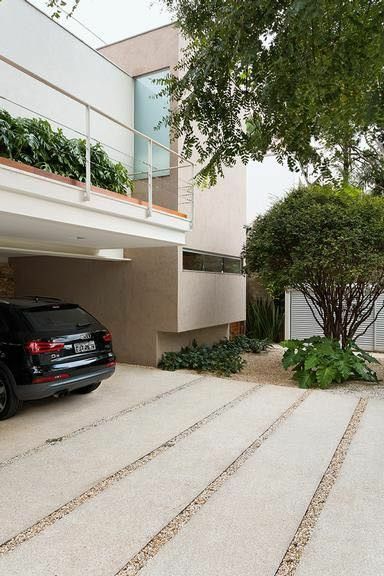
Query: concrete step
[
  {"left": 137, "top": 392, "right": 358, "bottom": 576},
  {"left": 0, "top": 385, "right": 303, "bottom": 575},
  {"left": 0, "top": 365, "right": 199, "bottom": 463},
  {"left": 0, "top": 376, "right": 253, "bottom": 543},
  {"left": 295, "top": 399, "right": 384, "bottom": 576}
]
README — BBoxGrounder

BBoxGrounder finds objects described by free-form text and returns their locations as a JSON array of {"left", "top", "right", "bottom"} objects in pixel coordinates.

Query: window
[
  {"left": 22, "top": 306, "right": 98, "bottom": 333},
  {"left": 134, "top": 69, "right": 170, "bottom": 179},
  {"left": 183, "top": 250, "right": 242, "bottom": 274},
  {"left": 223, "top": 257, "right": 242, "bottom": 274}
]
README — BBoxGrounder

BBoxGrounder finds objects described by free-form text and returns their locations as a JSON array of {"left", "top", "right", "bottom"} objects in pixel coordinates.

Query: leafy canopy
[
  {"left": 159, "top": 0, "right": 384, "bottom": 185},
  {"left": 245, "top": 185, "right": 384, "bottom": 344}
]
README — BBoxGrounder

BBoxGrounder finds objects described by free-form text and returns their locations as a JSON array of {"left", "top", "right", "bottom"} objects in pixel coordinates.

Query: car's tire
[
  {"left": 0, "top": 362, "right": 22, "bottom": 420},
  {"left": 74, "top": 382, "right": 101, "bottom": 395}
]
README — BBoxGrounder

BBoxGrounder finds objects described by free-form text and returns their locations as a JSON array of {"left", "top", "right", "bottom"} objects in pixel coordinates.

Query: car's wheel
[
  {"left": 0, "top": 362, "right": 22, "bottom": 420},
  {"left": 74, "top": 382, "right": 101, "bottom": 395}
]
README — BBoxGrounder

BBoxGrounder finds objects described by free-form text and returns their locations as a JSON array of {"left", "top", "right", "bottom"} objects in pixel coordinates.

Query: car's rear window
[{"left": 22, "top": 306, "right": 99, "bottom": 333}]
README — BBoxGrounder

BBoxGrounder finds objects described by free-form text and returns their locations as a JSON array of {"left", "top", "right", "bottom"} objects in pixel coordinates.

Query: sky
[{"left": 29, "top": 0, "right": 295, "bottom": 222}]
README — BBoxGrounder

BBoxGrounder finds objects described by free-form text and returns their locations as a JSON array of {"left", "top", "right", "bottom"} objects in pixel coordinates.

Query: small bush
[
  {"left": 247, "top": 298, "right": 284, "bottom": 342},
  {"left": 281, "top": 336, "right": 379, "bottom": 389},
  {"left": 158, "top": 335, "right": 270, "bottom": 376}
]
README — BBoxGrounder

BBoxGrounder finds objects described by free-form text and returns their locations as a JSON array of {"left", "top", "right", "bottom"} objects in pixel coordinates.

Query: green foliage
[
  {"left": 281, "top": 337, "right": 379, "bottom": 389},
  {"left": 158, "top": 335, "right": 270, "bottom": 376},
  {"left": 0, "top": 109, "right": 133, "bottom": 195},
  {"left": 160, "top": 0, "right": 384, "bottom": 186},
  {"left": 247, "top": 298, "right": 284, "bottom": 342},
  {"left": 245, "top": 184, "right": 384, "bottom": 345}
]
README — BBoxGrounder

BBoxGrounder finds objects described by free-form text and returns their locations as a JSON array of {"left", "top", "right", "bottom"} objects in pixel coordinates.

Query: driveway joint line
[
  {"left": 0, "top": 376, "right": 205, "bottom": 469},
  {"left": 0, "top": 383, "right": 263, "bottom": 555},
  {"left": 114, "top": 389, "right": 311, "bottom": 576},
  {"left": 274, "top": 396, "right": 368, "bottom": 576}
]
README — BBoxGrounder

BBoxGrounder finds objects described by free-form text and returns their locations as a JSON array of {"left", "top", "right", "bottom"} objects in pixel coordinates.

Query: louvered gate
[{"left": 285, "top": 291, "right": 384, "bottom": 352}]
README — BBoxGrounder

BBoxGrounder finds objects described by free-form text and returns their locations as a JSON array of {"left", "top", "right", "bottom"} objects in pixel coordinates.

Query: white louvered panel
[
  {"left": 290, "top": 291, "right": 323, "bottom": 340},
  {"left": 289, "top": 290, "right": 384, "bottom": 351},
  {"left": 374, "top": 295, "right": 384, "bottom": 352},
  {"left": 355, "top": 309, "right": 374, "bottom": 351}
]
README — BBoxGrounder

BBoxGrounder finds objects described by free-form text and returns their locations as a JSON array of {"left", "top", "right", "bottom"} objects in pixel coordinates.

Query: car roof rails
[{"left": 19, "top": 296, "right": 64, "bottom": 303}]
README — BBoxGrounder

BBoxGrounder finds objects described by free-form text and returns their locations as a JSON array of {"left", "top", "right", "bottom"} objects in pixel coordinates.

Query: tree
[
  {"left": 160, "top": 0, "right": 384, "bottom": 185},
  {"left": 245, "top": 185, "right": 384, "bottom": 347}
]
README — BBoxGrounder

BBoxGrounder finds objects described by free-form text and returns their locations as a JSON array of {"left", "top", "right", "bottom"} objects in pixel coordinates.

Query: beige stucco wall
[
  {"left": 123, "top": 246, "right": 179, "bottom": 365},
  {"left": 0, "top": 263, "right": 15, "bottom": 297},
  {"left": 11, "top": 256, "right": 131, "bottom": 361},
  {"left": 158, "top": 324, "right": 229, "bottom": 358},
  {"left": 101, "top": 25, "right": 246, "bottom": 361},
  {"left": 178, "top": 270, "right": 246, "bottom": 332}
]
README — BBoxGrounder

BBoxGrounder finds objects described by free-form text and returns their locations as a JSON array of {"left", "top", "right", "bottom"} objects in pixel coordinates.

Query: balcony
[{"left": 0, "top": 54, "right": 194, "bottom": 260}]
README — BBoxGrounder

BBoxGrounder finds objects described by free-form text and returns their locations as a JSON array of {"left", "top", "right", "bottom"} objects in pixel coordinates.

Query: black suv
[{"left": 0, "top": 297, "right": 116, "bottom": 420}]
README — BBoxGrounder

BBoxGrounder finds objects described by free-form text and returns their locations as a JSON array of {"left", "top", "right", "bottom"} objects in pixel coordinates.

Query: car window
[
  {"left": 0, "top": 309, "right": 9, "bottom": 334},
  {"left": 22, "top": 306, "right": 98, "bottom": 333}
]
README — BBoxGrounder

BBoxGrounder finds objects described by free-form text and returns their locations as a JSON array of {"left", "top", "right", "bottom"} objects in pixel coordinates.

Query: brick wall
[{"left": 0, "top": 264, "right": 15, "bottom": 297}]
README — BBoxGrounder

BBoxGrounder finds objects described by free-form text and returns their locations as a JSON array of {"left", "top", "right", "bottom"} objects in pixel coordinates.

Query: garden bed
[{"left": 231, "top": 345, "right": 384, "bottom": 399}]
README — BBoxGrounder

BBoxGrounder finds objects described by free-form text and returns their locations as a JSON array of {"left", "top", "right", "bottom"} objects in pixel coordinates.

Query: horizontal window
[{"left": 183, "top": 250, "right": 242, "bottom": 274}]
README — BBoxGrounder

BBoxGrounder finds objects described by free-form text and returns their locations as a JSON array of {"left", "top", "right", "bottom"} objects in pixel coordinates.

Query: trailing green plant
[
  {"left": 247, "top": 298, "right": 284, "bottom": 342},
  {"left": 158, "top": 335, "right": 270, "bottom": 376},
  {"left": 0, "top": 109, "right": 134, "bottom": 195},
  {"left": 281, "top": 336, "right": 379, "bottom": 389}
]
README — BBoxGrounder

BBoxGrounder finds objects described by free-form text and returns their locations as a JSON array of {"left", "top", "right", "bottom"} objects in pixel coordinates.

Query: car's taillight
[
  {"left": 105, "top": 360, "right": 116, "bottom": 368},
  {"left": 103, "top": 332, "right": 112, "bottom": 343},
  {"left": 25, "top": 340, "right": 65, "bottom": 354},
  {"left": 32, "top": 373, "right": 70, "bottom": 384}
]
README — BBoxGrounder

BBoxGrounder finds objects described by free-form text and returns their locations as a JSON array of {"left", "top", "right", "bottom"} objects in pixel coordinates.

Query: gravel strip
[
  {"left": 232, "top": 348, "right": 384, "bottom": 400},
  {"left": 0, "top": 376, "right": 204, "bottom": 470},
  {"left": 0, "top": 383, "right": 262, "bottom": 555},
  {"left": 274, "top": 397, "right": 368, "bottom": 576},
  {"left": 115, "top": 390, "right": 311, "bottom": 576}
]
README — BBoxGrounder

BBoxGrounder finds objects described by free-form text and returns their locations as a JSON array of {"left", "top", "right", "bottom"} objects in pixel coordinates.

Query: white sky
[{"left": 29, "top": 0, "right": 295, "bottom": 223}]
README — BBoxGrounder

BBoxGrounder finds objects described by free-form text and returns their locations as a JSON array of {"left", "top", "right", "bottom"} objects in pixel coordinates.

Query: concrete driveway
[{"left": 0, "top": 364, "right": 383, "bottom": 576}]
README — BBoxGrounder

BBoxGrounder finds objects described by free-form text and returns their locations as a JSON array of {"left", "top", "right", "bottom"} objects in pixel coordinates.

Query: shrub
[
  {"left": 219, "top": 334, "right": 271, "bottom": 354},
  {"left": 0, "top": 109, "right": 134, "bottom": 195},
  {"left": 245, "top": 185, "right": 384, "bottom": 347},
  {"left": 247, "top": 298, "right": 284, "bottom": 342},
  {"left": 158, "top": 335, "right": 270, "bottom": 376},
  {"left": 281, "top": 336, "right": 379, "bottom": 389}
]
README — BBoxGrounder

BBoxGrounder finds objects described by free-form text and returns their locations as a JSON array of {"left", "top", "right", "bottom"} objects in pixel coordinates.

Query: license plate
[{"left": 74, "top": 341, "right": 96, "bottom": 353}]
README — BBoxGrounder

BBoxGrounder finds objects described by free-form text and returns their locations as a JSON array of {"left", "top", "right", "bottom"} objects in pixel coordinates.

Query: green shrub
[
  {"left": 281, "top": 336, "right": 379, "bottom": 389},
  {"left": 247, "top": 298, "right": 284, "bottom": 342},
  {"left": 219, "top": 334, "right": 271, "bottom": 354},
  {"left": 158, "top": 335, "right": 270, "bottom": 376},
  {"left": 0, "top": 109, "right": 134, "bottom": 195}
]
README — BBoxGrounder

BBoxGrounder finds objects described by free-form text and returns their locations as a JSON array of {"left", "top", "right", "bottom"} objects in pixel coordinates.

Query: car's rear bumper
[{"left": 15, "top": 366, "right": 115, "bottom": 401}]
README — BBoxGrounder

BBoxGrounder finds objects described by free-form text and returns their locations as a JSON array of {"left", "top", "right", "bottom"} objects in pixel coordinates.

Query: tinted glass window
[
  {"left": 183, "top": 250, "right": 242, "bottom": 274},
  {"left": 223, "top": 257, "right": 242, "bottom": 274},
  {"left": 23, "top": 306, "right": 98, "bottom": 332},
  {"left": 204, "top": 255, "right": 223, "bottom": 273},
  {"left": 183, "top": 251, "right": 204, "bottom": 271},
  {"left": 0, "top": 309, "right": 9, "bottom": 333}
]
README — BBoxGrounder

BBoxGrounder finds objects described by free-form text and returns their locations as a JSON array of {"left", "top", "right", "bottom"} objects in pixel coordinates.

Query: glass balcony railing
[{"left": 0, "top": 54, "right": 195, "bottom": 223}]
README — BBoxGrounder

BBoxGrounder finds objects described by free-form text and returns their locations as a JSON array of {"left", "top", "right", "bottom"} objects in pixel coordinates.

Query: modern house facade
[{"left": 0, "top": 0, "right": 246, "bottom": 365}]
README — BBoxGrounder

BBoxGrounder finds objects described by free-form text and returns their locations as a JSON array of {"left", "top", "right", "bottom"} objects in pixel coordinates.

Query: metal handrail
[{"left": 0, "top": 53, "right": 194, "bottom": 221}]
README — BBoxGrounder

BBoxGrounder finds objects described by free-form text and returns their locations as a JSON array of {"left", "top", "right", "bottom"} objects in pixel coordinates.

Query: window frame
[{"left": 182, "top": 249, "right": 243, "bottom": 275}]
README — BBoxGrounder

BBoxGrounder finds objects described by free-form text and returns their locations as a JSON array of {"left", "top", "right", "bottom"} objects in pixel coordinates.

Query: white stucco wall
[{"left": 0, "top": 0, "right": 134, "bottom": 167}]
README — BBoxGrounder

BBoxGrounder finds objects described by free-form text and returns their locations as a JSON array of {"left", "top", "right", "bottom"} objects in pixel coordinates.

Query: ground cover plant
[
  {"left": 159, "top": 335, "right": 271, "bottom": 376},
  {"left": 281, "top": 336, "right": 379, "bottom": 389},
  {"left": 0, "top": 109, "right": 134, "bottom": 195}
]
